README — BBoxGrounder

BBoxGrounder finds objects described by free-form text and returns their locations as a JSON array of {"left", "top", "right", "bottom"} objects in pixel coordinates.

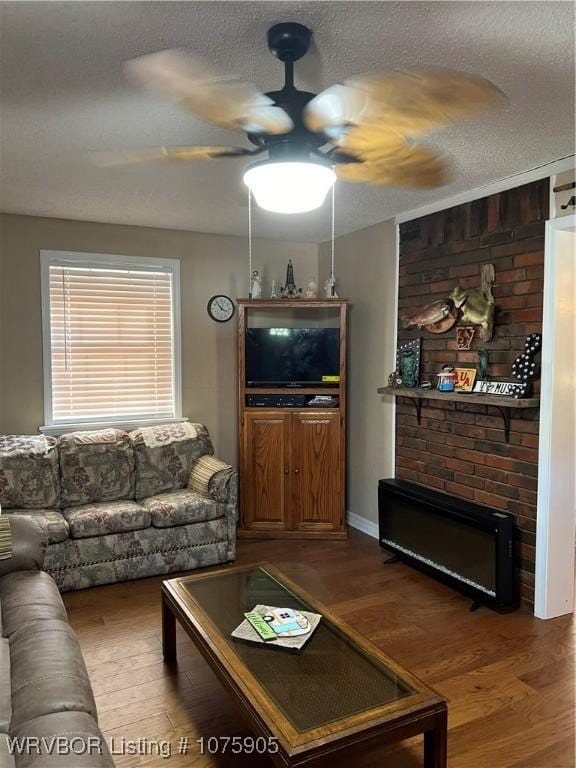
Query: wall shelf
[
  {"left": 377, "top": 386, "right": 540, "bottom": 442},
  {"left": 237, "top": 298, "right": 350, "bottom": 308}
]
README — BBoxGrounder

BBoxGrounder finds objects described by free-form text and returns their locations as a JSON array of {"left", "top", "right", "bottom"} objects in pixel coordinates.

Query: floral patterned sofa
[{"left": 0, "top": 424, "right": 237, "bottom": 591}]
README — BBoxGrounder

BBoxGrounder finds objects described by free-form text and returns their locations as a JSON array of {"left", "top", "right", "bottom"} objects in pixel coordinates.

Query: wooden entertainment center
[{"left": 237, "top": 299, "right": 348, "bottom": 540}]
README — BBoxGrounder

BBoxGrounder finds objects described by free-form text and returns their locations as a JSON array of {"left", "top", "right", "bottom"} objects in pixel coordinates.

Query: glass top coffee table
[{"left": 162, "top": 563, "right": 447, "bottom": 767}]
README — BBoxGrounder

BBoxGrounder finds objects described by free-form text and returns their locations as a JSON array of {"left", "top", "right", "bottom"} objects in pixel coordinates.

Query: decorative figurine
[
  {"left": 510, "top": 333, "right": 541, "bottom": 397},
  {"left": 450, "top": 263, "right": 495, "bottom": 342},
  {"left": 305, "top": 279, "right": 318, "bottom": 299},
  {"left": 270, "top": 279, "right": 277, "bottom": 299},
  {"left": 280, "top": 260, "right": 302, "bottom": 298},
  {"left": 477, "top": 349, "right": 489, "bottom": 382},
  {"left": 399, "top": 352, "right": 418, "bottom": 388},
  {"left": 323, "top": 274, "right": 339, "bottom": 298},
  {"left": 387, "top": 370, "right": 403, "bottom": 388},
  {"left": 402, "top": 264, "right": 496, "bottom": 340},
  {"left": 250, "top": 270, "right": 263, "bottom": 299},
  {"left": 437, "top": 365, "right": 458, "bottom": 392},
  {"left": 456, "top": 326, "right": 476, "bottom": 351},
  {"left": 402, "top": 299, "right": 457, "bottom": 333}
]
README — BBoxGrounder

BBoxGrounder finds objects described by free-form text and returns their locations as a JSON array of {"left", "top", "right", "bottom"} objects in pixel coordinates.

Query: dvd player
[
  {"left": 246, "top": 394, "right": 307, "bottom": 408},
  {"left": 245, "top": 394, "right": 340, "bottom": 408}
]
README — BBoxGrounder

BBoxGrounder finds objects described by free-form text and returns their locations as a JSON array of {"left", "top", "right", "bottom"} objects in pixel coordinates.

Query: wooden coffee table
[{"left": 162, "top": 563, "right": 447, "bottom": 767}]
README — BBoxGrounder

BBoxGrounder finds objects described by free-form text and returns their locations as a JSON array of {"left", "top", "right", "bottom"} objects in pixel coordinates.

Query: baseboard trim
[{"left": 346, "top": 511, "right": 379, "bottom": 540}]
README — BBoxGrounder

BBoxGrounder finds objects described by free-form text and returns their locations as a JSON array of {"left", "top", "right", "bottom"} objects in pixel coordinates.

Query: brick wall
[{"left": 396, "top": 179, "right": 549, "bottom": 603}]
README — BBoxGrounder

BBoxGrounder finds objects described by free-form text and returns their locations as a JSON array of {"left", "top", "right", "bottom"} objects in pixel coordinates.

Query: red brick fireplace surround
[{"left": 396, "top": 179, "right": 549, "bottom": 603}]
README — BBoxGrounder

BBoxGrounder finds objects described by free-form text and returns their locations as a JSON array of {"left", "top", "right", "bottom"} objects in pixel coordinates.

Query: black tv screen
[{"left": 246, "top": 328, "right": 340, "bottom": 387}]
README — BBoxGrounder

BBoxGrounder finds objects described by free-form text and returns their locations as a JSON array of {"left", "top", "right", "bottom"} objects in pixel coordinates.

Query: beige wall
[
  {"left": 319, "top": 220, "right": 397, "bottom": 526},
  {"left": 0, "top": 217, "right": 3, "bottom": 433},
  {"left": 0, "top": 212, "right": 398, "bottom": 524},
  {"left": 0, "top": 214, "right": 318, "bottom": 461}
]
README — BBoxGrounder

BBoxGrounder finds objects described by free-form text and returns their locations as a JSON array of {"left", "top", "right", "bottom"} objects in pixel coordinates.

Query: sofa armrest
[
  {"left": 209, "top": 466, "right": 238, "bottom": 563},
  {"left": 0, "top": 515, "right": 47, "bottom": 577},
  {"left": 209, "top": 467, "right": 238, "bottom": 506}
]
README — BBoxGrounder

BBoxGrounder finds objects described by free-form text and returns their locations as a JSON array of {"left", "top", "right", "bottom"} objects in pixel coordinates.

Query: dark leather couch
[{"left": 0, "top": 516, "right": 113, "bottom": 767}]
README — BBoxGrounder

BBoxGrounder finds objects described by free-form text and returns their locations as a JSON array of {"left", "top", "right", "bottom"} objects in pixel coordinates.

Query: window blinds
[{"left": 48, "top": 264, "right": 176, "bottom": 422}]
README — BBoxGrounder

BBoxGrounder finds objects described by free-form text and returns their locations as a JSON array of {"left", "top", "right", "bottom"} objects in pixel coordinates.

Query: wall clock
[{"left": 207, "top": 295, "right": 235, "bottom": 323}]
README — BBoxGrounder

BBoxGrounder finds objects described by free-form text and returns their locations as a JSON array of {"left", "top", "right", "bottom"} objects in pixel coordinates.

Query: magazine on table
[{"left": 231, "top": 605, "right": 321, "bottom": 651}]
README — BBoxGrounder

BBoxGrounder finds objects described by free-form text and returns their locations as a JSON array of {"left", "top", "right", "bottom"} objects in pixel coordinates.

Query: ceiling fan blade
[
  {"left": 335, "top": 121, "right": 408, "bottom": 161},
  {"left": 125, "top": 49, "right": 293, "bottom": 134},
  {"left": 92, "top": 146, "right": 250, "bottom": 166},
  {"left": 348, "top": 70, "right": 506, "bottom": 133},
  {"left": 305, "top": 70, "right": 505, "bottom": 139},
  {"left": 335, "top": 144, "right": 449, "bottom": 188}
]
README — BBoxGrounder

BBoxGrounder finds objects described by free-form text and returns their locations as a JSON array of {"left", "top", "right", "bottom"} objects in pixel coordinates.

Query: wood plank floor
[{"left": 63, "top": 530, "right": 575, "bottom": 768}]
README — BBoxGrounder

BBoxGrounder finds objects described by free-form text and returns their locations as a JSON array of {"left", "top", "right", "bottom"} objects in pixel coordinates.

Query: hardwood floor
[{"left": 63, "top": 530, "right": 575, "bottom": 768}]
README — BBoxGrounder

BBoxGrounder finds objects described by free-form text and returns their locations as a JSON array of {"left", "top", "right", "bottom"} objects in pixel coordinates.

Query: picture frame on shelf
[
  {"left": 473, "top": 380, "right": 527, "bottom": 397},
  {"left": 396, "top": 338, "right": 421, "bottom": 388},
  {"left": 454, "top": 367, "right": 477, "bottom": 393}
]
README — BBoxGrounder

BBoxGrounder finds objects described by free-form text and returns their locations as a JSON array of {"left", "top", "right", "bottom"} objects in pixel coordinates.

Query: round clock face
[{"left": 207, "top": 295, "right": 235, "bottom": 323}]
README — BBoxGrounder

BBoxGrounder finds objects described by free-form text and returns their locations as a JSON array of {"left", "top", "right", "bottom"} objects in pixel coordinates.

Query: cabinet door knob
[
  {"left": 294, "top": 468, "right": 300, "bottom": 474},
  {"left": 284, "top": 468, "right": 290, "bottom": 475}
]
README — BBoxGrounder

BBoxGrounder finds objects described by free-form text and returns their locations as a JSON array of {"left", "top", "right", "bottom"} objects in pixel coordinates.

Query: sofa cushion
[
  {"left": 130, "top": 422, "right": 213, "bottom": 499},
  {"left": 9, "top": 711, "right": 113, "bottom": 768},
  {"left": 45, "top": 517, "right": 231, "bottom": 591},
  {"left": 7, "top": 510, "right": 69, "bottom": 545},
  {"left": 9, "top": 618, "right": 96, "bottom": 729},
  {"left": 0, "top": 571, "right": 67, "bottom": 638},
  {"left": 0, "top": 436, "right": 60, "bottom": 509},
  {"left": 62, "top": 500, "right": 150, "bottom": 539},
  {"left": 0, "top": 638, "right": 11, "bottom": 733},
  {"left": 58, "top": 429, "right": 134, "bottom": 508},
  {"left": 142, "top": 489, "right": 225, "bottom": 528}
]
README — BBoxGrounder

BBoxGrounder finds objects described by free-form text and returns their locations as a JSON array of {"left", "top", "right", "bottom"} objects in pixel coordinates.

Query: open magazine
[{"left": 231, "top": 605, "right": 321, "bottom": 651}]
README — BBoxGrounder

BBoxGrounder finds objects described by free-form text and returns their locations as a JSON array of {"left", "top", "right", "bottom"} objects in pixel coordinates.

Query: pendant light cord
[
  {"left": 248, "top": 188, "right": 253, "bottom": 299},
  {"left": 330, "top": 178, "right": 335, "bottom": 297}
]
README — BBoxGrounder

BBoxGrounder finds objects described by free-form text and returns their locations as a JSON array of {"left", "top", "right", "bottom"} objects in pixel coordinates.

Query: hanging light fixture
[
  {"left": 242, "top": 23, "right": 335, "bottom": 215},
  {"left": 243, "top": 159, "right": 336, "bottom": 214}
]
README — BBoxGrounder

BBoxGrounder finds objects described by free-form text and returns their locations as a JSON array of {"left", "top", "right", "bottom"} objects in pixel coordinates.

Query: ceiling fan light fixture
[{"left": 243, "top": 160, "right": 336, "bottom": 214}]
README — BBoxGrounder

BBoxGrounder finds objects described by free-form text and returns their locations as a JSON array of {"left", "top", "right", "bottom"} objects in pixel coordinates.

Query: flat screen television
[{"left": 245, "top": 328, "right": 340, "bottom": 387}]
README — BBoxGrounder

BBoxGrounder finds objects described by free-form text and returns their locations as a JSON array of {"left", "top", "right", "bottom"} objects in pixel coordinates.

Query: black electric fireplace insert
[{"left": 378, "top": 479, "right": 518, "bottom": 611}]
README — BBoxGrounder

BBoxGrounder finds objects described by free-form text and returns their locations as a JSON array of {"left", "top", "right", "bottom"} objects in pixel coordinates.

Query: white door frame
[{"left": 534, "top": 214, "right": 576, "bottom": 619}]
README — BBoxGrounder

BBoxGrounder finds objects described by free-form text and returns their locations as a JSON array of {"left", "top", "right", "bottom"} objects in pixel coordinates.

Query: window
[{"left": 41, "top": 251, "right": 181, "bottom": 432}]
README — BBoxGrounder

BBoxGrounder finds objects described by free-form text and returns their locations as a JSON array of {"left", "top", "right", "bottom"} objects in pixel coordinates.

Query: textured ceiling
[{"left": 1, "top": 1, "right": 574, "bottom": 242}]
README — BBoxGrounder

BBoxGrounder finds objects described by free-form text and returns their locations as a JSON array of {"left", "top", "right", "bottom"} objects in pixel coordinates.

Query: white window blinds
[{"left": 43, "top": 254, "right": 180, "bottom": 426}]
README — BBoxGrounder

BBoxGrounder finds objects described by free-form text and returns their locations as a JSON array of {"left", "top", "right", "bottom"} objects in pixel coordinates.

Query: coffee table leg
[
  {"left": 424, "top": 710, "right": 447, "bottom": 768},
  {"left": 162, "top": 594, "right": 177, "bottom": 662}
]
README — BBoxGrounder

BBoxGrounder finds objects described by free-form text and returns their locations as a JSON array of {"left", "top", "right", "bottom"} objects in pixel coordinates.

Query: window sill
[{"left": 40, "top": 417, "right": 188, "bottom": 437}]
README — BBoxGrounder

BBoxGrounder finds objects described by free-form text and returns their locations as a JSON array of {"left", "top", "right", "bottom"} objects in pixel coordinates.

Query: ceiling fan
[{"left": 101, "top": 22, "right": 505, "bottom": 214}]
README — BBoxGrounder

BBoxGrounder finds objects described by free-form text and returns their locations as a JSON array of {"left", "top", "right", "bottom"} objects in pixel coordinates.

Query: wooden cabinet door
[
  {"left": 291, "top": 411, "right": 343, "bottom": 532},
  {"left": 241, "top": 411, "right": 292, "bottom": 531}
]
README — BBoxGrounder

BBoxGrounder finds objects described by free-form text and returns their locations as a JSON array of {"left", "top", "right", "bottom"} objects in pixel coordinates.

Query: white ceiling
[{"left": 1, "top": 1, "right": 574, "bottom": 242}]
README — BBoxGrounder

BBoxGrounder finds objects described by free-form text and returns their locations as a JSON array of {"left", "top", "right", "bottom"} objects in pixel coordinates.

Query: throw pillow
[
  {"left": 0, "top": 510, "right": 12, "bottom": 560},
  {"left": 189, "top": 455, "right": 232, "bottom": 498}
]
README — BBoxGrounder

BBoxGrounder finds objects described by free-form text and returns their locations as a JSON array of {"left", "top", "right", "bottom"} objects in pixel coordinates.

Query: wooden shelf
[
  {"left": 377, "top": 386, "right": 539, "bottom": 408},
  {"left": 377, "top": 386, "right": 540, "bottom": 442},
  {"left": 237, "top": 298, "right": 349, "bottom": 308}
]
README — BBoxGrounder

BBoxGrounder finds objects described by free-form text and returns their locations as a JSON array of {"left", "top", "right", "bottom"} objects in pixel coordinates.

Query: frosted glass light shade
[{"left": 243, "top": 161, "right": 336, "bottom": 214}]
